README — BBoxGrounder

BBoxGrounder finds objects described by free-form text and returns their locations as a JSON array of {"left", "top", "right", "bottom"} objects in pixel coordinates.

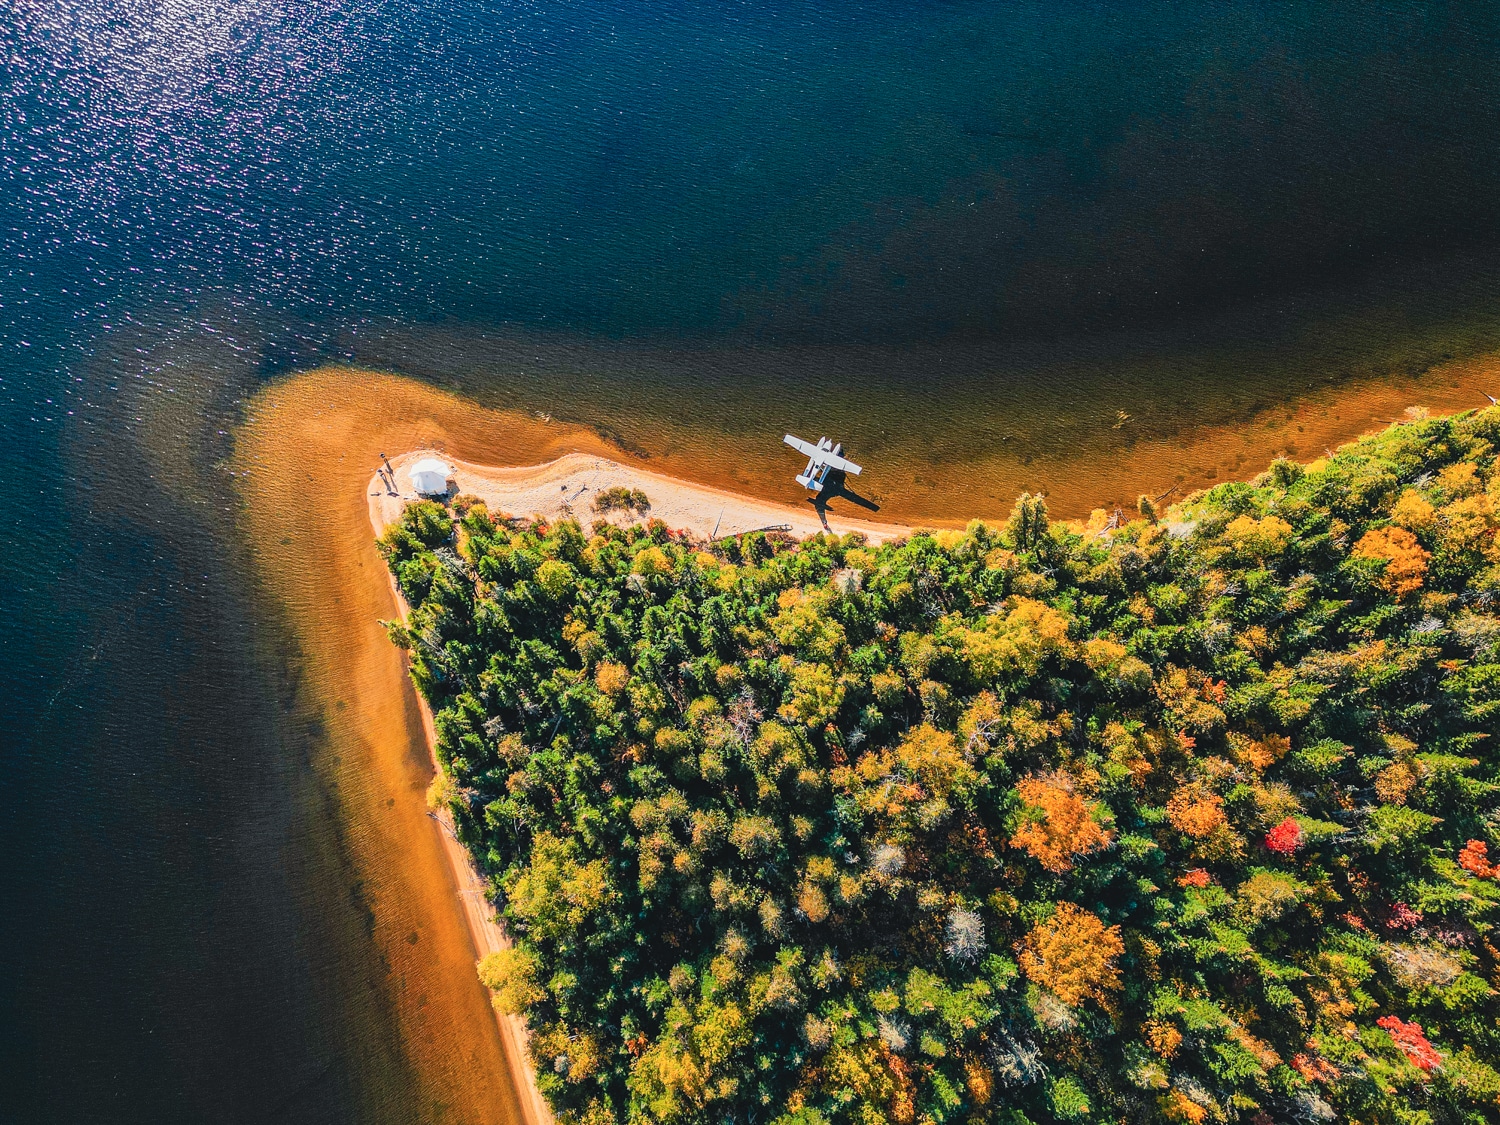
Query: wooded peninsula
[{"left": 380, "top": 409, "right": 1500, "bottom": 1125}]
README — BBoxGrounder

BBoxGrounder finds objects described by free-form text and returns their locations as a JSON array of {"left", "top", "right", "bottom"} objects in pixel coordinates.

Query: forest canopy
[{"left": 380, "top": 411, "right": 1500, "bottom": 1125}]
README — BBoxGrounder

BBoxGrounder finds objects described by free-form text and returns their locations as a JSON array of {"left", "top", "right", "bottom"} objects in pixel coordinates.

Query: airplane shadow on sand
[{"left": 808, "top": 470, "right": 880, "bottom": 530}]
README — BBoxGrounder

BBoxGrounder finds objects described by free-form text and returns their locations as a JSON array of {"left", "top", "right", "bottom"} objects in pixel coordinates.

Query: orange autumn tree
[
  {"left": 1018, "top": 902, "right": 1124, "bottom": 1007},
  {"left": 1351, "top": 525, "right": 1429, "bottom": 599},
  {"left": 1166, "top": 786, "right": 1226, "bottom": 839},
  {"left": 1010, "top": 774, "right": 1113, "bottom": 872}
]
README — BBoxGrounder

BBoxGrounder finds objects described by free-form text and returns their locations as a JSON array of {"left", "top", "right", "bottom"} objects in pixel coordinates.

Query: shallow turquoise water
[{"left": 4, "top": 2, "right": 1500, "bottom": 1120}]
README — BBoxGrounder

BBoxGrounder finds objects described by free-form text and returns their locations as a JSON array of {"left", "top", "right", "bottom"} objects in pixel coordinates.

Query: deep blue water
[
  {"left": 8, "top": 1, "right": 1500, "bottom": 341},
  {"left": 5, "top": 2, "right": 1500, "bottom": 1120}
]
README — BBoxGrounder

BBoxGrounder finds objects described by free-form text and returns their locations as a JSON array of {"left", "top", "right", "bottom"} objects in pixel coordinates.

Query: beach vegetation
[{"left": 594, "top": 487, "right": 652, "bottom": 516}]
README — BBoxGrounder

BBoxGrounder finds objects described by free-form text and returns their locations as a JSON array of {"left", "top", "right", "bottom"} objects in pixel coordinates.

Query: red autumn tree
[
  {"left": 1377, "top": 1015, "right": 1442, "bottom": 1072},
  {"left": 1264, "top": 817, "right": 1302, "bottom": 854},
  {"left": 1457, "top": 839, "right": 1495, "bottom": 878}
]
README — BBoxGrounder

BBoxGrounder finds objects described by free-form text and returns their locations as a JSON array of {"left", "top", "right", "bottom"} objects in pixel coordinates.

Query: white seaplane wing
[
  {"left": 820, "top": 450, "right": 862, "bottom": 476},
  {"left": 783, "top": 434, "right": 863, "bottom": 475}
]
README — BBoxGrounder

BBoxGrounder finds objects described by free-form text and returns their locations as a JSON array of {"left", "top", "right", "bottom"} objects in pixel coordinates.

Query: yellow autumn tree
[
  {"left": 631, "top": 544, "right": 672, "bottom": 577},
  {"left": 777, "top": 661, "right": 844, "bottom": 727},
  {"left": 817, "top": 1040, "right": 916, "bottom": 1125},
  {"left": 958, "top": 690, "right": 1003, "bottom": 752},
  {"left": 504, "top": 833, "right": 617, "bottom": 944},
  {"left": 851, "top": 723, "right": 978, "bottom": 819},
  {"left": 595, "top": 661, "right": 629, "bottom": 696},
  {"left": 1222, "top": 514, "right": 1294, "bottom": 559},
  {"left": 478, "top": 946, "right": 546, "bottom": 1014},
  {"left": 628, "top": 996, "right": 752, "bottom": 1122},
  {"left": 1438, "top": 493, "right": 1496, "bottom": 558},
  {"left": 1011, "top": 775, "right": 1113, "bottom": 872},
  {"left": 1018, "top": 902, "right": 1124, "bottom": 1007},
  {"left": 1351, "top": 525, "right": 1429, "bottom": 599},
  {"left": 1160, "top": 1089, "right": 1209, "bottom": 1124},
  {"left": 770, "top": 587, "right": 847, "bottom": 662},
  {"left": 1437, "top": 460, "right": 1480, "bottom": 496},
  {"left": 1390, "top": 489, "right": 1435, "bottom": 533},
  {"left": 952, "top": 597, "right": 1072, "bottom": 681}
]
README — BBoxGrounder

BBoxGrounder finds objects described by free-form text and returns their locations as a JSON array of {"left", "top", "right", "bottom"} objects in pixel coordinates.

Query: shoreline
[
  {"left": 373, "top": 547, "right": 554, "bottom": 1125},
  {"left": 233, "top": 371, "right": 609, "bottom": 1125},
  {"left": 233, "top": 359, "right": 1500, "bottom": 1123}
]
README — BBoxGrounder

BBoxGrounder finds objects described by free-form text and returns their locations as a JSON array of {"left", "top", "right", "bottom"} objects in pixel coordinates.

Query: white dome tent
[{"left": 409, "top": 457, "right": 452, "bottom": 497}]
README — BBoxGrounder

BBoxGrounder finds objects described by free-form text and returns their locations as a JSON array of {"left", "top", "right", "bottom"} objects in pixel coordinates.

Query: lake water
[{"left": 5, "top": 2, "right": 1500, "bottom": 1120}]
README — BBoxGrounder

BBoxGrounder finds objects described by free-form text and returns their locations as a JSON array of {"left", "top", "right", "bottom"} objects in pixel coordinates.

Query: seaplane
[{"left": 783, "top": 434, "right": 863, "bottom": 493}]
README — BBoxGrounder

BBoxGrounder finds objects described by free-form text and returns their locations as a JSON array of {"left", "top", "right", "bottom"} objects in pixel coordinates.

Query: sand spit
[
  {"left": 233, "top": 371, "right": 597, "bottom": 1125},
  {"left": 234, "top": 357, "right": 1500, "bottom": 1123}
]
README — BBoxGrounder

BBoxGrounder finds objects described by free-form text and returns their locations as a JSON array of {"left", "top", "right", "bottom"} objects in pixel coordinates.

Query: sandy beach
[
  {"left": 232, "top": 358, "right": 1500, "bottom": 1125},
  {"left": 371, "top": 450, "right": 913, "bottom": 545}
]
